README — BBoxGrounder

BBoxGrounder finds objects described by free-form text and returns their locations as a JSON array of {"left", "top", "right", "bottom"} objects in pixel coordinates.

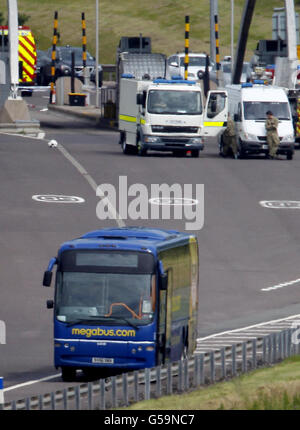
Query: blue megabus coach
[{"left": 43, "top": 227, "right": 199, "bottom": 381}]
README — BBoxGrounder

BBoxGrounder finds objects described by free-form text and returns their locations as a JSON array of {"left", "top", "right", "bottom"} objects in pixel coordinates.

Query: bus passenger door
[
  {"left": 157, "top": 268, "right": 172, "bottom": 364},
  {"left": 203, "top": 90, "right": 228, "bottom": 138}
]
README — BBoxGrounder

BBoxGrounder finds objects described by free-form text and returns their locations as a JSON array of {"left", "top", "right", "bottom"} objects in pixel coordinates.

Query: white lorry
[
  {"left": 118, "top": 75, "right": 228, "bottom": 157},
  {"left": 223, "top": 82, "right": 295, "bottom": 159}
]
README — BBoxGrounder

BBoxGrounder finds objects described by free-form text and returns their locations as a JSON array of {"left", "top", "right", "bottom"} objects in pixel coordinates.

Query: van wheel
[
  {"left": 287, "top": 152, "right": 293, "bottom": 160},
  {"left": 237, "top": 147, "right": 245, "bottom": 159},
  {"left": 191, "top": 150, "right": 199, "bottom": 158},
  {"left": 61, "top": 366, "right": 76, "bottom": 382}
]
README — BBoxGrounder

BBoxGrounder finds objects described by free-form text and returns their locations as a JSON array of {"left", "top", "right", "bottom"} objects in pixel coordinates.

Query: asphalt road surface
[{"left": 1, "top": 89, "right": 300, "bottom": 402}]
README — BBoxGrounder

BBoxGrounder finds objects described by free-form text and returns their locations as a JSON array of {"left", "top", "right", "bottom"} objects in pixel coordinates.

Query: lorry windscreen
[
  {"left": 243, "top": 101, "right": 291, "bottom": 120},
  {"left": 148, "top": 90, "right": 202, "bottom": 115}
]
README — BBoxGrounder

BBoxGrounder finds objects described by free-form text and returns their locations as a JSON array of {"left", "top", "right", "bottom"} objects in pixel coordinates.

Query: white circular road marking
[
  {"left": 260, "top": 200, "right": 300, "bottom": 209},
  {"left": 32, "top": 194, "right": 85, "bottom": 203},
  {"left": 149, "top": 197, "right": 198, "bottom": 206}
]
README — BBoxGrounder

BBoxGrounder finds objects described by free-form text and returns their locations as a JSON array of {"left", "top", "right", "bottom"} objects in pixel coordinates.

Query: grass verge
[{"left": 124, "top": 355, "right": 300, "bottom": 410}]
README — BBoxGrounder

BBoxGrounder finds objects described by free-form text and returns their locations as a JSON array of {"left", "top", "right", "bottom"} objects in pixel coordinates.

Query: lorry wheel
[
  {"left": 122, "top": 141, "right": 132, "bottom": 155},
  {"left": 61, "top": 366, "right": 76, "bottom": 382},
  {"left": 191, "top": 150, "right": 199, "bottom": 158},
  {"left": 137, "top": 140, "right": 147, "bottom": 156},
  {"left": 287, "top": 152, "right": 293, "bottom": 160}
]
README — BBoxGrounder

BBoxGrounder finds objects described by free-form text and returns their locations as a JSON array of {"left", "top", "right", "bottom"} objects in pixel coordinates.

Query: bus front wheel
[{"left": 61, "top": 366, "right": 76, "bottom": 382}]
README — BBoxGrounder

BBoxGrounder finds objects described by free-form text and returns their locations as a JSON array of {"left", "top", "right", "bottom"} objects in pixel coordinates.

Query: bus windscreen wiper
[{"left": 66, "top": 315, "right": 139, "bottom": 329}]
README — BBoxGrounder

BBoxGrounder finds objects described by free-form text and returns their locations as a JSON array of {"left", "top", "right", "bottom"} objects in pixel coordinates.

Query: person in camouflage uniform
[
  {"left": 265, "top": 110, "right": 280, "bottom": 159},
  {"left": 221, "top": 113, "right": 237, "bottom": 159}
]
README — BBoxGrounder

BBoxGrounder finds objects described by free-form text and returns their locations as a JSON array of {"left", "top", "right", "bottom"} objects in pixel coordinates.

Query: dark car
[
  {"left": 89, "top": 65, "right": 103, "bottom": 87},
  {"left": 39, "top": 45, "right": 96, "bottom": 86}
]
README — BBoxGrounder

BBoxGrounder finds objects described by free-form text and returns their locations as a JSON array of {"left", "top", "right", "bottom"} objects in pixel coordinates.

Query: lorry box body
[{"left": 225, "top": 83, "right": 294, "bottom": 159}]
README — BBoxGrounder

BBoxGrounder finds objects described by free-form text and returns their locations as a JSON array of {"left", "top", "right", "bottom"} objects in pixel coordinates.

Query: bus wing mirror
[
  {"left": 43, "top": 257, "right": 57, "bottom": 287},
  {"left": 46, "top": 300, "right": 54, "bottom": 309},
  {"left": 158, "top": 261, "right": 168, "bottom": 290},
  {"left": 43, "top": 271, "right": 52, "bottom": 287}
]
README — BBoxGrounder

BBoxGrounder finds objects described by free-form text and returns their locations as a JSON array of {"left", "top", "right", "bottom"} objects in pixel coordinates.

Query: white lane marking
[
  {"left": 260, "top": 200, "right": 300, "bottom": 209},
  {"left": 197, "top": 313, "right": 300, "bottom": 342},
  {"left": 261, "top": 278, "right": 300, "bottom": 292},
  {"left": 56, "top": 143, "right": 125, "bottom": 228},
  {"left": 3, "top": 374, "right": 61, "bottom": 392}
]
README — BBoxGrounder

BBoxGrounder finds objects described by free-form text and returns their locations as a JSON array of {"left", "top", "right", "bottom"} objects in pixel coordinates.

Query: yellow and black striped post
[
  {"left": 184, "top": 16, "right": 190, "bottom": 81},
  {"left": 50, "top": 11, "right": 58, "bottom": 104},
  {"left": 81, "top": 12, "right": 87, "bottom": 69},
  {"left": 214, "top": 14, "right": 220, "bottom": 85}
]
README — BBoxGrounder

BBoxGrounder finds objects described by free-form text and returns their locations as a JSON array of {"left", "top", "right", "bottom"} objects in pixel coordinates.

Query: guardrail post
[
  {"left": 200, "top": 354, "right": 205, "bottom": 385},
  {"left": 231, "top": 344, "right": 237, "bottom": 377},
  {"left": 51, "top": 391, "right": 56, "bottom": 410},
  {"left": 184, "top": 358, "right": 189, "bottom": 391},
  {"left": 123, "top": 373, "right": 129, "bottom": 406},
  {"left": 288, "top": 328, "right": 292, "bottom": 357},
  {"left": 167, "top": 362, "right": 173, "bottom": 395},
  {"left": 75, "top": 386, "right": 80, "bottom": 410},
  {"left": 210, "top": 351, "right": 215, "bottom": 383},
  {"left": 262, "top": 336, "right": 267, "bottom": 364},
  {"left": 88, "top": 382, "right": 93, "bottom": 410},
  {"left": 272, "top": 333, "right": 277, "bottom": 364},
  {"left": 111, "top": 376, "right": 117, "bottom": 409},
  {"left": 279, "top": 331, "right": 283, "bottom": 360},
  {"left": 242, "top": 342, "right": 247, "bottom": 373},
  {"left": 285, "top": 329, "right": 289, "bottom": 358},
  {"left": 178, "top": 359, "right": 183, "bottom": 392},
  {"left": 38, "top": 394, "right": 43, "bottom": 410},
  {"left": 221, "top": 348, "right": 226, "bottom": 379},
  {"left": 268, "top": 334, "right": 272, "bottom": 364},
  {"left": 26, "top": 396, "right": 30, "bottom": 410},
  {"left": 63, "top": 388, "right": 68, "bottom": 410},
  {"left": 156, "top": 365, "right": 161, "bottom": 398},
  {"left": 252, "top": 339, "right": 257, "bottom": 369},
  {"left": 99, "top": 378, "right": 106, "bottom": 410},
  {"left": 194, "top": 355, "right": 199, "bottom": 387},
  {"left": 145, "top": 368, "right": 151, "bottom": 401},
  {"left": 134, "top": 371, "right": 139, "bottom": 403}
]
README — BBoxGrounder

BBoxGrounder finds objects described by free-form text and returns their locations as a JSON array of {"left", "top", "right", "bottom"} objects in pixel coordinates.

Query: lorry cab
[{"left": 118, "top": 75, "right": 228, "bottom": 157}]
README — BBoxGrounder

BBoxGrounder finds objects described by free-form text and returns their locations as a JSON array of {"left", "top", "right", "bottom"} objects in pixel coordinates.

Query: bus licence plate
[{"left": 92, "top": 357, "right": 114, "bottom": 364}]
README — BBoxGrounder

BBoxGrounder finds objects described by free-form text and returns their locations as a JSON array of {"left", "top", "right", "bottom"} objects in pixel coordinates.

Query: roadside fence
[{"left": 1, "top": 327, "right": 300, "bottom": 410}]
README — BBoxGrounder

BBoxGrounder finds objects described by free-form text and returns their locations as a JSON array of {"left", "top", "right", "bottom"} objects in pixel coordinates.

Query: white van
[{"left": 224, "top": 82, "right": 295, "bottom": 159}]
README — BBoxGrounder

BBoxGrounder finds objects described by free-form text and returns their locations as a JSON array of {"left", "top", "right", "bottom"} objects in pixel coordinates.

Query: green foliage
[
  {"left": 13, "top": 0, "right": 299, "bottom": 63},
  {"left": 18, "top": 13, "right": 31, "bottom": 26}
]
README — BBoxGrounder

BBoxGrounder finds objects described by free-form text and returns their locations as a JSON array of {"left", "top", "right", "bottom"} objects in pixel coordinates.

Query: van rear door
[{"left": 203, "top": 90, "right": 228, "bottom": 138}]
